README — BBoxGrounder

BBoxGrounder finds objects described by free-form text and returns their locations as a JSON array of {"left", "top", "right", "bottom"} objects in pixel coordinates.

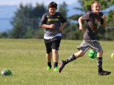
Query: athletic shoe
[
  {"left": 59, "top": 60, "right": 66, "bottom": 73},
  {"left": 54, "top": 67, "right": 58, "bottom": 71},
  {"left": 47, "top": 66, "right": 51, "bottom": 70},
  {"left": 98, "top": 70, "right": 111, "bottom": 75}
]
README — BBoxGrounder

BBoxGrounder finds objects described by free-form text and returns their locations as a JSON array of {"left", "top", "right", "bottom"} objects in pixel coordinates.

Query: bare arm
[
  {"left": 41, "top": 24, "right": 55, "bottom": 29},
  {"left": 59, "top": 22, "right": 67, "bottom": 32},
  {"left": 102, "top": 14, "right": 107, "bottom": 28},
  {"left": 78, "top": 17, "right": 84, "bottom": 32}
]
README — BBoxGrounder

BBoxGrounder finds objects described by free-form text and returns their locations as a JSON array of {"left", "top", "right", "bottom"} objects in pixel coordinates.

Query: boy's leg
[
  {"left": 97, "top": 50, "right": 111, "bottom": 75},
  {"left": 46, "top": 52, "right": 52, "bottom": 69},
  {"left": 87, "top": 40, "right": 111, "bottom": 75},
  {"left": 59, "top": 40, "right": 89, "bottom": 73},
  {"left": 65, "top": 50, "right": 85, "bottom": 64},
  {"left": 51, "top": 37, "right": 61, "bottom": 71},
  {"left": 59, "top": 50, "right": 85, "bottom": 73},
  {"left": 44, "top": 39, "right": 52, "bottom": 70},
  {"left": 52, "top": 49, "right": 59, "bottom": 68},
  {"left": 97, "top": 50, "right": 103, "bottom": 73}
]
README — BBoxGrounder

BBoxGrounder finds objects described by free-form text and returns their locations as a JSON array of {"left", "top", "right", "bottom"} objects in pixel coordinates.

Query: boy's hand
[
  {"left": 79, "top": 25, "right": 84, "bottom": 32},
  {"left": 102, "top": 14, "right": 107, "bottom": 28},
  {"left": 49, "top": 24, "right": 55, "bottom": 28},
  {"left": 78, "top": 17, "right": 84, "bottom": 32},
  {"left": 58, "top": 22, "right": 67, "bottom": 32},
  {"left": 102, "top": 14, "right": 106, "bottom": 20},
  {"left": 59, "top": 27, "right": 62, "bottom": 32}
]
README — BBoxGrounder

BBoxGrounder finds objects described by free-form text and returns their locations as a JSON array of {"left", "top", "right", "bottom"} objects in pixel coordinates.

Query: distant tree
[
  {"left": 106, "top": 10, "right": 114, "bottom": 26},
  {"left": 24, "top": 28, "right": 34, "bottom": 38},
  {"left": 0, "top": 32, "right": 8, "bottom": 38},
  {"left": 9, "top": 3, "right": 47, "bottom": 38},
  {"left": 106, "top": 10, "right": 114, "bottom": 40},
  {"left": 9, "top": 20, "right": 26, "bottom": 38},
  {"left": 58, "top": 2, "right": 74, "bottom": 39},
  {"left": 58, "top": 2, "right": 68, "bottom": 18},
  {"left": 32, "top": 3, "right": 47, "bottom": 19}
]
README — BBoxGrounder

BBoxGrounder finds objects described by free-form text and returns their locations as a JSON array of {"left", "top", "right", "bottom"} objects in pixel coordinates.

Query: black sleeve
[
  {"left": 39, "top": 14, "right": 47, "bottom": 27},
  {"left": 101, "top": 19, "right": 103, "bottom": 25},
  {"left": 100, "top": 12, "right": 104, "bottom": 25},
  {"left": 82, "top": 12, "right": 90, "bottom": 20}
]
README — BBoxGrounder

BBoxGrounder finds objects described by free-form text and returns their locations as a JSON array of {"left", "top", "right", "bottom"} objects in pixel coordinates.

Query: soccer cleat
[
  {"left": 59, "top": 60, "right": 66, "bottom": 73},
  {"left": 54, "top": 67, "right": 58, "bottom": 71},
  {"left": 98, "top": 70, "right": 111, "bottom": 75},
  {"left": 47, "top": 66, "right": 51, "bottom": 70}
]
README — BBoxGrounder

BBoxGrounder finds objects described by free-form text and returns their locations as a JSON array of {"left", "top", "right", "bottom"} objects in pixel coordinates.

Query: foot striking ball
[
  {"left": 111, "top": 53, "right": 114, "bottom": 58},
  {"left": 1, "top": 69, "right": 12, "bottom": 76},
  {"left": 88, "top": 49, "right": 97, "bottom": 59}
]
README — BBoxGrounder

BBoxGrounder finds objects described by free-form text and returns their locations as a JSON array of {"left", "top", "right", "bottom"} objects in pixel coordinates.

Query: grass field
[{"left": 0, "top": 39, "right": 114, "bottom": 85}]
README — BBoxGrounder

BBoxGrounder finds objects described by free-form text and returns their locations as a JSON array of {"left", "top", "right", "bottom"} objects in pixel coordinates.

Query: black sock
[
  {"left": 54, "top": 62, "right": 58, "bottom": 68},
  {"left": 47, "top": 62, "right": 51, "bottom": 68},
  {"left": 65, "top": 54, "right": 76, "bottom": 64},
  {"left": 97, "top": 57, "right": 103, "bottom": 73}
]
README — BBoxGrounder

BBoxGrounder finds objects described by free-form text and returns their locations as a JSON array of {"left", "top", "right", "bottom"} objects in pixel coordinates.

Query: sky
[
  {"left": 0, "top": 0, "right": 78, "bottom": 6},
  {"left": 0, "top": 0, "right": 113, "bottom": 32}
]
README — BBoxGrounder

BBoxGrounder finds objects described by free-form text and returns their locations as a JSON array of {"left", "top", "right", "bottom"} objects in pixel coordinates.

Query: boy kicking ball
[{"left": 59, "top": 1, "right": 111, "bottom": 75}]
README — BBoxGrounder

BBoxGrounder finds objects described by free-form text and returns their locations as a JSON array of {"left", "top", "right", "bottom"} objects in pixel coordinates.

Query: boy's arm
[
  {"left": 41, "top": 24, "right": 55, "bottom": 29},
  {"left": 102, "top": 14, "right": 107, "bottom": 28},
  {"left": 39, "top": 14, "right": 55, "bottom": 29},
  {"left": 59, "top": 22, "right": 67, "bottom": 32},
  {"left": 78, "top": 17, "right": 84, "bottom": 32}
]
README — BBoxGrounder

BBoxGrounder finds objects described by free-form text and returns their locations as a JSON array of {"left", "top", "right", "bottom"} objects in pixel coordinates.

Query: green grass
[{"left": 0, "top": 39, "right": 114, "bottom": 85}]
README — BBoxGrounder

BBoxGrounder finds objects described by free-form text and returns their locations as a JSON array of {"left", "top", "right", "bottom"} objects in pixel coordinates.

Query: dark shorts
[
  {"left": 44, "top": 36, "right": 61, "bottom": 54},
  {"left": 77, "top": 40, "right": 102, "bottom": 53}
]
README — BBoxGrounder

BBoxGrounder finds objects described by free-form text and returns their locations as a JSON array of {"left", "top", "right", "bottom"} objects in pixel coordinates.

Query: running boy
[
  {"left": 59, "top": 1, "right": 111, "bottom": 75},
  {"left": 40, "top": 2, "right": 67, "bottom": 71}
]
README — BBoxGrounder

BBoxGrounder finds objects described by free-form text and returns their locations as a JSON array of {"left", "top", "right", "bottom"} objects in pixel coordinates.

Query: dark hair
[
  {"left": 91, "top": 1, "right": 100, "bottom": 7},
  {"left": 48, "top": 2, "right": 57, "bottom": 9}
]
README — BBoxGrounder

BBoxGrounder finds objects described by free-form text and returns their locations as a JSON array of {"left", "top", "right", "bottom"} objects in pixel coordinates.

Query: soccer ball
[
  {"left": 88, "top": 49, "right": 97, "bottom": 59},
  {"left": 1, "top": 69, "right": 12, "bottom": 76},
  {"left": 111, "top": 53, "right": 114, "bottom": 58}
]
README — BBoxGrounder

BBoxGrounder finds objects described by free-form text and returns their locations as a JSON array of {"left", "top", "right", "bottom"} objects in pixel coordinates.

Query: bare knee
[
  {"left": 97, "top": 50, "right": 103, "bottom": 54},
  {"left": 97, "top": 50, "right": 103, "bottom": 57},
  {"left": 100, "top": 50, "right": 103, "bottom": 54},
  {"left": 52, "top": 49, "right": 58, "bottom": 53},
  {"left": 74, "top": 50, "right": 85, "bottom": 58},
  {"left": 46, "top": 52, "right": 52, "bottom": 57}
]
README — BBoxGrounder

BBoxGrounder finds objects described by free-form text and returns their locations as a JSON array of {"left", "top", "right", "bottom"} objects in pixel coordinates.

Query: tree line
[{"left": 0, "top": 0, "right": 114, "bottom": 40}]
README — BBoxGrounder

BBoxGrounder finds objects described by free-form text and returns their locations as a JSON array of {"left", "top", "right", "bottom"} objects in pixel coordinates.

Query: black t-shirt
[
  {"left": 82, "top": 11, "right": 104, "bottom": 40},
  {"left": 39, "top": 12, "right": 67, "bottom": 39}
]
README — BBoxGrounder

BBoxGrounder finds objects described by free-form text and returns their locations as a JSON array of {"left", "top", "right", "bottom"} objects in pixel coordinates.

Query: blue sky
[
  {"left": 0, "top": 0, "right": 79, "bottom": 32},
  {"left": 0, "top": 0, "right": 113, "bottom": 32},
  {"left": 0, "top": 0, "right": 78, "bottom": 6}
]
